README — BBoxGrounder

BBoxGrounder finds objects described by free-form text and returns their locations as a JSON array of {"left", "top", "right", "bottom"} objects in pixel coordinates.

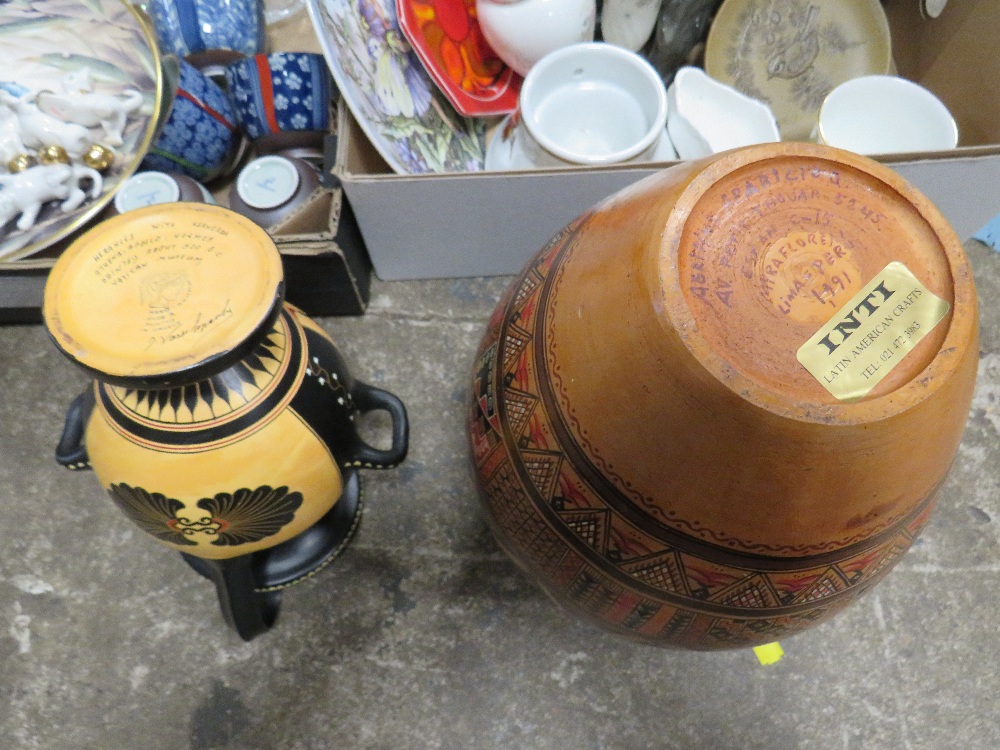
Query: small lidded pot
[{"left": 227, "top": 154, "right": 321, "bottom": 229}]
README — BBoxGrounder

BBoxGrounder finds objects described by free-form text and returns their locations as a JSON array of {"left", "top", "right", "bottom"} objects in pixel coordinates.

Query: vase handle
[
  {"left": 346, "top": 382, "right": 409, "bottom": 469},
  {"left": 56, "top": 388, "right": 95, "bottom": 471}
]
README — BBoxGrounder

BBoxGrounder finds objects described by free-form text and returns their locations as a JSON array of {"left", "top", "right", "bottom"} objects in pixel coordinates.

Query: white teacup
[
  {"left": 816, "top": 75, "right": 958, "bottom": 155},
  {"left": 485, "top": 42, "right": 673, "bottom": 170},
  {"left": 666, "top": 66, "right": 780, "bottom": 160}
]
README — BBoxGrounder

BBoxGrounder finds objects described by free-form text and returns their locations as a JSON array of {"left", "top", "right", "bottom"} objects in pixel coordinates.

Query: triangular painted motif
[
  {"left": 559, "top": 508, "right": 611, "bottom": 554},
  {"left": 520, "top": 449, "right": 562, "bottom": 501},
  {"left": 620, "top": 550, "right": 690, "bottom": 596}
]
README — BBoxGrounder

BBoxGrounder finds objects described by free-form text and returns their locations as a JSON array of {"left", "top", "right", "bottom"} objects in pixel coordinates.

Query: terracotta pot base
[
  {"left": 469, "top": 143, "right": 978, "bottom": 649},
  {"left": 673, "top": 154, "right": 953, "bottom": 403}
]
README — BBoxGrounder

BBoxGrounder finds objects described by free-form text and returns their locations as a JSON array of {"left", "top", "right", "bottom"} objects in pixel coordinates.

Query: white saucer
[
  {"left": 485, "top": 114, "right": 677, "bottom": 171},
  {"left": 484, "top": 114, "right": 527, "bottom": 171}
]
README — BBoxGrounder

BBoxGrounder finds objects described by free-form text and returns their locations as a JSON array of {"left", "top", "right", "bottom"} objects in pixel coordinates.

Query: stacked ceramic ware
[{"left": 305, "top": 0, "right": 959, "bottom": 176}]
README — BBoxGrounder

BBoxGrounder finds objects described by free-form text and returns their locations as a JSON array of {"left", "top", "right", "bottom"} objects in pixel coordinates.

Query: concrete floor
[{"left": 1, "top": 239, "right": 999, "bottom": 750}]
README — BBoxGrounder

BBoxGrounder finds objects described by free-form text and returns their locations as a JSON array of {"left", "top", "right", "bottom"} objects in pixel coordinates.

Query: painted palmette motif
[
  {"left": 47, "top": 204, "right": 408, "bottom": 562},
  {"left": 107, "top": 483, "right": 303, "bottom": 548}
]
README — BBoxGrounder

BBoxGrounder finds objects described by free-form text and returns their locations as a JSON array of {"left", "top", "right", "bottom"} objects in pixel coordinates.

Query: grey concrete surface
[{"left": 1, "top": 241, "right": 999, "bottom": 750}]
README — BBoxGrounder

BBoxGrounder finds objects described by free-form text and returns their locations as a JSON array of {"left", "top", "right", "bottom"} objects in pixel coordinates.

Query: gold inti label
[{"left": 797, "top": 261, "right": 950, "bottom": 401}]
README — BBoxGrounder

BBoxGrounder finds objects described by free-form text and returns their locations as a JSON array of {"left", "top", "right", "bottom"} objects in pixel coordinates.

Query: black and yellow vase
[{"left": 44, "top": 203, "right": 408, "bottom": 639}]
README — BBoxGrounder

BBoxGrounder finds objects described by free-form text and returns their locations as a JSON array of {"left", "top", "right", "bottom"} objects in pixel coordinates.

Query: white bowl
[{"left": 817, "top": 75, "right": 958, "bottom": 155}]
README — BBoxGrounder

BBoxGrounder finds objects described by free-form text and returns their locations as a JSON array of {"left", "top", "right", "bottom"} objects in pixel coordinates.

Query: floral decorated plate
[
  {"left": 704, "top": 0, "right": 892, "bottom": 142},
  {"left": 0, "top": 0, "right": 163, "bottom": 262},
  {"left": 396, "top": 0, "right": 520, "bottom": 118},
  {"left": 307, "top": 0, "right": 487, "bottom": 173}
]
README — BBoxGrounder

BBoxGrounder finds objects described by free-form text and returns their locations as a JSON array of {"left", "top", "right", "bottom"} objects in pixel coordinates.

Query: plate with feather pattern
[{"left": 705, "top": 0, "right": 892, "bottom": 141}]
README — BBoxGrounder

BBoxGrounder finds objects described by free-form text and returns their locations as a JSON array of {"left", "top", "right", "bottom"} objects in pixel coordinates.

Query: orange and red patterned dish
[{"left": 396, "top": 0, "right": 520, "bottom": 117}]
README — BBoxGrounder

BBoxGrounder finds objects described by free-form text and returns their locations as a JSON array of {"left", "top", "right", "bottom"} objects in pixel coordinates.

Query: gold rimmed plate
[{"left": 0, "top": 0, "right": 163, "bottom": 262}]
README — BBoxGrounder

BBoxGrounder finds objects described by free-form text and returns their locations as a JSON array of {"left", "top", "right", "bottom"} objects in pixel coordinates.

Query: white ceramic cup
[
  {"left": 486, "top": 42, "right": 671, "bottom": 170},
  {"left": 816, "top": 75, "right": 958, "bottom": 155},
  {"left": 666, "top": 66, "right": 780, "bottom": 160},
  {"left": 476, "top": 0, "right": 596, "bottom": 77}
]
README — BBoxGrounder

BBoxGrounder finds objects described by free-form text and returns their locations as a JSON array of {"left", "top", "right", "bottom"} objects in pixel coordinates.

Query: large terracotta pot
[
  {"left": 469, "top": 142, "right": 978, "bottom": 649},
  {"left": 44, "top": 203, "right": 408, "bottom": 638}
]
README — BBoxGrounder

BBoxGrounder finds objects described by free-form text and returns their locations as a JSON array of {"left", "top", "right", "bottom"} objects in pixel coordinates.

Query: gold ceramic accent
[
  {"left": 705, "top": 0, "right": 892, "bottom": 141},
  {"left": 37, "top": 145, "right": 71, "bottom": 165},
  {"left": 797, "top": 262, "right": 951, "bottom": 401},
  {"left": 82, "top": 144, "right": 116, "bottom": 171},
  {"left": 7, "top": 153, "right": 36, "bottom": 173}
]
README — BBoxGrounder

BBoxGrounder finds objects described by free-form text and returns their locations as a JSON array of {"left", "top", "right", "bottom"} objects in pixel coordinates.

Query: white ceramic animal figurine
[
  {"left": 0, "top": 90, "right": 93, "bottom": 159},
  {"left": 0, "top": 163, "right": 102, "bottom": 230},
  {"left": 36, "top": 67, "right": 144, "bottom": 147},
  {"left": 0, "top": 103, "right": 28, "bottom": 166}
]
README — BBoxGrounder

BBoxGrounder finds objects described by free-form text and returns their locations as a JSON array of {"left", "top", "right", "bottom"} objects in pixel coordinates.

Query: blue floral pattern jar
[
  {"left": 225, "top": 52, "right": 333, "bottom": 144},
  {"left": 147, "top": 0, "right": 266, "bottom": 59},
  {"left": 142, "top": 60, "right": 241, "bottom": 181}
]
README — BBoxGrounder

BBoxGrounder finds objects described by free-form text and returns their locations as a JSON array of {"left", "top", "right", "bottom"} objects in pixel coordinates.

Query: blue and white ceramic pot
[
  {"left": 142, "top": 59, "right": 242, "bottom": 182},
  {"left": 147, "top": 0, "right": 266, "bottom": 61},
  {"left": 224, "top": 52, "right": 334, "bottom": 152}
]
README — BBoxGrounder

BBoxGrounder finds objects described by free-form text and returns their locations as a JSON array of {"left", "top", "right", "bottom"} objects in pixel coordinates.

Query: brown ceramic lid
[{"left": 44, "top": 203, "right": 284, "bottom": 386}]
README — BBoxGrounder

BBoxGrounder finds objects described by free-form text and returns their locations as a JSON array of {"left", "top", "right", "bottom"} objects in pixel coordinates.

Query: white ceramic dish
[
  {"left": 306, "top": 0, "right": 487, "bottom": 174},
  {"left": 666, "top": 66, "right": 780, "bottom": 160},
  {"left": 476, "top": 0, "right": 596, "bottom": 77},
  {"left": 0, "top": 0, "right": 162, "bottom": 262}
]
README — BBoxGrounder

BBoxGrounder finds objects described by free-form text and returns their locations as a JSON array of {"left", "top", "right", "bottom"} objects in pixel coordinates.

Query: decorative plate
[
  {"left": 396, "top": 0, "right": 520, "bottom": 118},
  {"left": 704, "top": 0, "right": 892, "bottom": 141},
  {"left": 306, "top": 0, "right": 487, "bottom": 173},
  {"left": 0, "top": 0, "right": 163, "bottom": 262}
]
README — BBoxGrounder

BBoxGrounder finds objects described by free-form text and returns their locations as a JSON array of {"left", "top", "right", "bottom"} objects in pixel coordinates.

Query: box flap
[{"left": 886, "top": 0, "right": 1000, "bottom": 147}]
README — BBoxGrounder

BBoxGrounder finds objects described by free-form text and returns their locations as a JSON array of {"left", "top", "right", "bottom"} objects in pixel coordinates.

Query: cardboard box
[
  {"left": 334, "top": 0, "right": 1000, "bottom": 281},
  {"left": 269, "top": 179, "right": 372, "bottom": 318},
  {"left": 0, "top": 145, "right": 372, "bottom": 324},
  {"left": 0, "top": 10, "right": 372, "bottom": 323}
]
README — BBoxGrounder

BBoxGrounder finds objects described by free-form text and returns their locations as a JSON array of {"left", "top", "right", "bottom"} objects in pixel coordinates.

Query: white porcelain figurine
[
  {"left": 0, "top": 104, "right": 28, "bottom": 167},
  {"left": 0, "top": 163, "right": 103, "bottom": 230},
  {"left": 0, "top": 90, "right": 94, "bottom": 159},
  {"left": 36, "top": 68, "right": 144, "bottom": 147}
]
